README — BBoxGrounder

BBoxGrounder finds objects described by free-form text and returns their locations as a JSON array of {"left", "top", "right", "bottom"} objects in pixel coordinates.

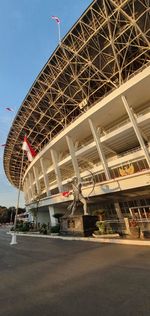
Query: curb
[{"left": 8, "top": 232, "right": 150, "bottom": 246}]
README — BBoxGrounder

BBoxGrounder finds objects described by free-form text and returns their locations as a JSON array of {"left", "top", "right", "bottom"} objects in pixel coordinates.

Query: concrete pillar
[
  {"left": 121, "top": 95, "right": 150, "bottom": 167},
  {"left": 23, "top": 183, "right": 28, "bottom": 204},
  {"left": 29, "top": 171, "right": 35, "bottom": 200},
  {"left": 48, "top": 206, "right": 57, "bottom": 226},
  {"left": 40, "top": 158, "right": 51, "bottom": 196},
  {"left": 51, "top": 149, "right": 63, "bottom": 192},
  {"left": 66, "top": 135, "right": 81, "bottom": 180},
  {"left": 28, "top": 172, "right": 34, "bottom": 200},
  {"left": 88, "top": 118, "right": 111, "bottom": 180},
  {"left": 114, "top": 201, "right": 123, "bottom": 220},
  {"left": 33, "top": 166, "right": 40, "bottom": 195},
  {"left": 26, "top": 176, "right": 32, "bottom": 202},
  {"left": 23, "top": 179, "right": 29, "bottom": 203},
  {"left": 124, "top": 217, "right": 131, "bottom": 235}
]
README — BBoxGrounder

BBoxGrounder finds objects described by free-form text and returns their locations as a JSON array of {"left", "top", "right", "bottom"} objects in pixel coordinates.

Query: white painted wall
[{"left": 37, "top": 209, "right": 50, "bottom": 225}]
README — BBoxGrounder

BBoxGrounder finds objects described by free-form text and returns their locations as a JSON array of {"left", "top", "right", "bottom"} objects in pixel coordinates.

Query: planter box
[{"left": 60, "top": 215, "right": 98, "bottom": 237}]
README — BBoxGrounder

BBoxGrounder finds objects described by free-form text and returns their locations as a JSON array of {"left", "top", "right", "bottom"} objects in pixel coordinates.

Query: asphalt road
[{"left": 0, "top": 228, "right": 150, "bottom": 316}]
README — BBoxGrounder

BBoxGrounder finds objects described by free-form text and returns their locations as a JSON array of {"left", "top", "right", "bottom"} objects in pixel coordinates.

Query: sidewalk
[{"left": 8, "top": 231, "right": 150, "bottom": 246}]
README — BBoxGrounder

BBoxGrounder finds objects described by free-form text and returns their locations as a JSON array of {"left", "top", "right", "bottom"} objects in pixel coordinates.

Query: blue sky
[{"left": 0, "top": 0, "right": 92, "bottom": 208}]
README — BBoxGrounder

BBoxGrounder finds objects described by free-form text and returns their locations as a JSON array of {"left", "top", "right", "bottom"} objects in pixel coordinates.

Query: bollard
[{"left": 10, "top": 232, "right": 17, "bottom": 245}]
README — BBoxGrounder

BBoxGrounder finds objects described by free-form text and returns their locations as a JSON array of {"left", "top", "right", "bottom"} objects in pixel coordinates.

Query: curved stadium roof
[{"left": 4, "top": 0, "right": 150, "bottom": 188}]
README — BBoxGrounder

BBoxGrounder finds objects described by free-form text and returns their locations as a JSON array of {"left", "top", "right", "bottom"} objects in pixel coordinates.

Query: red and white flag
[
  {"left": 5, "top": 107, "right": 14, "bottom": 112},
  {"left": 22, "top": 135, "right": 36, "bottom": 162},
  {"left": 62, "top": 191, "right": 70, "bottom": 197},
  {"left": 51, "top": 15, "right": 60, "bottom": 24}
]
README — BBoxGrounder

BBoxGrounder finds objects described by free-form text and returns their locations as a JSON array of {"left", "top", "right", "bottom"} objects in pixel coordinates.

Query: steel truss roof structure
[{"left": 4, "top": 0, "right": 150, "bottom": 188}]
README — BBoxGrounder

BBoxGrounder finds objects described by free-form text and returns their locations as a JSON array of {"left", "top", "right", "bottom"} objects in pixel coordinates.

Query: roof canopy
[{"left": 4, "top": 0, "right": 150, "bottom": 188}]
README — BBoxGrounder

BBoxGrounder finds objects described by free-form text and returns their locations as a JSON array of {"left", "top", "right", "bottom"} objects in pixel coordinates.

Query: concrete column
[
  {"left": 22, "top": 179, "right": 27, "bottom": 202},
  {"left": 40, "top": 158, "right": 51, "bottom": 196},
  {"left": 66, "top": 135, "right": 81, "bottom": 180},
  {"left": 48, "top": 206, "right": 57, "bottom": 226},
  {"left": 114, "top": 201, "right": 123, "bottom": 220},
  {"left": 26, "top": 179, "right": 30, "bottom": 202},
  {"left": 51, "top": 149, "right": 63, "bottom": 192},
  {"left": 121, "top": 95, "right": 150, "bottom": 167},
  {"left": 88, "top": 118, "right": 111, "bottom": 180},
  {"left": 33, "top": 166, "right": 40, "bottom": 195},
  {"left": 23, "top": 180, "right": 29, "bottom": 203},
  {"left": 26, "top": 176, "right": 31, "bottom": 202},
  {"left": 22, "top": 186, "right": 27, "bottom": 203},
  {"left": 28, "top": 172, "right": 34, "bottom": 200},
  {"left": 124, "top": 217, "right": 131, "bottom": 235}
]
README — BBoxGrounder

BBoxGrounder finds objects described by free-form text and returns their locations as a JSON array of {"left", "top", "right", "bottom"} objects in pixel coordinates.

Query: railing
[
  {"left": 101, "top": 118, "right": 130, "bottom": 135},
  {"left": 136, "top": 106, "right": 150, "bottom": 117},
  {"left": 76, "top": 137, "right": 94, "bottom": 151},
  {"left": 117, "top": 146, "right": 142, "bottom": 157},
  {"left": 129, "top": 206, "right": 150, "bottom": 222}
]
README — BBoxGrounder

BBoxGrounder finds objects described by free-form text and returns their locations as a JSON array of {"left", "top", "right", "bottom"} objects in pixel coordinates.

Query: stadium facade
[{"left": 4, "top": 0, "right": 150, "bottom": 226}]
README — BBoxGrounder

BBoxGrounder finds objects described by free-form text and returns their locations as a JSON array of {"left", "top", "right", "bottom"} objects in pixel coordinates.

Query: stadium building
[{"left": 4, "top": 0, "right": 150, "bottom": 227}]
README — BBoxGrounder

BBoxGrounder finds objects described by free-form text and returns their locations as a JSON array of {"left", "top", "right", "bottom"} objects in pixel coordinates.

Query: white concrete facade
[
  {"left": 4, "top": 0, "right": 150, "bottom": 225},
  {"left": 23, "top": 67, "right": 150, "bottom": 223}
]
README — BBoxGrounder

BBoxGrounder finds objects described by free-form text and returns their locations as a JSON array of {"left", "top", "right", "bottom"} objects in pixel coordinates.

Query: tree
[{"left": 0, "top": 206, "right": 25, "bottom": 223}]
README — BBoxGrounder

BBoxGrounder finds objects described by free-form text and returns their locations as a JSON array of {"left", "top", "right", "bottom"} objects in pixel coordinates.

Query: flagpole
[
  {"left": 10, "top": 149, "right": 25, "bottom": 245},
  {"left": 58, "top": 23, "right": 61, "bottom": 45},
  {"left": 51, "top": 16, "right": 61, "bottom": 45}
]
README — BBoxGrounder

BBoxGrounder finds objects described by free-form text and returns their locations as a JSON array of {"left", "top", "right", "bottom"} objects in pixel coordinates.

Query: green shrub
[
  {"left": 40, "top": 223, "right": 47, "bottom": 235},
  {"left": 51, "top": 224, "right": 60, "bottom": 234},
  {"left": 96, "top": 220, "right": 115, "bottom": 235},
  {"left": 10, "top": 221, "right": 30, "bottom": 232},
  {"left": 21, "top": 222, "right": 30, "bottom": 232},
  {"left": 96, "top": 221, "right": 106, "bottom": 234}
]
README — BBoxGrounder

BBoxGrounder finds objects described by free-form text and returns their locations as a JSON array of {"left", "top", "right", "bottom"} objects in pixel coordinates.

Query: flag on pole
[
  {"left": 22, "top": 135, "right": 36, "bottom": 162},
  {"left": 5, "top": 107, "right": 14, "bottom": 112},
  {"left": 62, "top": 191, "right": 71, "bottom": 197},
  {"left": 51, "top": 15, "right": 60, "bottom": 24}
]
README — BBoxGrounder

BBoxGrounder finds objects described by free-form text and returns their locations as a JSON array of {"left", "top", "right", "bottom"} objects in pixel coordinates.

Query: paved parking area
[{"left": 0, "top": 228, "right": 150, "bottom": 316}]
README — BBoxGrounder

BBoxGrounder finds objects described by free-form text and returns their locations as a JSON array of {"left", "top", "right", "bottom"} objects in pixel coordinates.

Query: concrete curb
[{"left": 8, "top": 232, "right": 150, "bottom": 246}]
